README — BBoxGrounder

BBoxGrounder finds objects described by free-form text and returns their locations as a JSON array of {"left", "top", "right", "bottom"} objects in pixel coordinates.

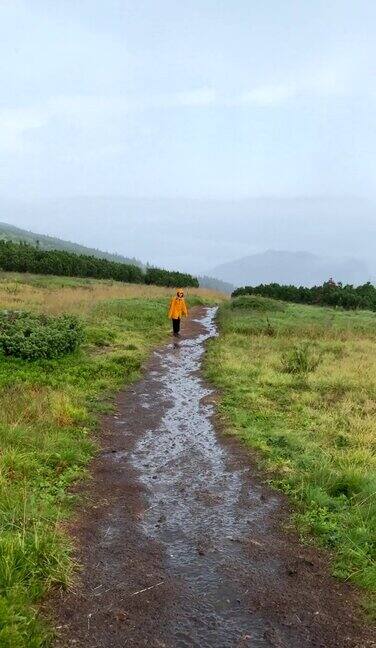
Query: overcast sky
[
  {"left": 0, "top": 1, "right": 376, "bottom": 273},
  {"left": 1, "top": 0, "right": 375, "bottom": 201}
]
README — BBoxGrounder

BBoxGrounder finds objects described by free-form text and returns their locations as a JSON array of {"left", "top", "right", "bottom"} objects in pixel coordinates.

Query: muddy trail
[{"left": 54, "top": 308, "right": 375, "bottom": 648}]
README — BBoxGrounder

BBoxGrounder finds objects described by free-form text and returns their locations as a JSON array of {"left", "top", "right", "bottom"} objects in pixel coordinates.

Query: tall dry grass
[{"left": 0, "top": 272, "right": 225, "bottom": 315}]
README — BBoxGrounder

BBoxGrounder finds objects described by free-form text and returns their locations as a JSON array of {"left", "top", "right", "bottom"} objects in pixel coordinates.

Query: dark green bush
[
  {"left": 0, "top": 311, "right": 83, "bottom": 360},
  {"left": 144, "top": 266, "right": 199, "bottom": 288},
  {"left": 0, "top": 240, "right": 143, "bottom": 284},
  {"left": 0, "top": 240, "right": 200, "bottom": 289},
  {"left": 231, "top": 295, "right": 285, "bottom": 312},
  {"left": 232, "top": 280, "right": 376, "bottom": 312}
]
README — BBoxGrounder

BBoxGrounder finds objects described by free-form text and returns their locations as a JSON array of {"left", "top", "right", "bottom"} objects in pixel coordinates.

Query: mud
[{"left": 53, "top": 308, "right": 375, "bottom": 648}]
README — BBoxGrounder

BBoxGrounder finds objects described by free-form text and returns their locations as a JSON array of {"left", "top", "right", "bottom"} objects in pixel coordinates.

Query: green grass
[
  {"left": 205, "top": 297, "right": 376, "bottom": 616},
  {"left": 0, "top": 278, "right": 216, "bottom": 646}
]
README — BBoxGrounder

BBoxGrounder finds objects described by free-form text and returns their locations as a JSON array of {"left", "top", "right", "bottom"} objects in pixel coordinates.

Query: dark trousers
[{"left": 172, "top": 318, "right": 181, "bottom": 335}]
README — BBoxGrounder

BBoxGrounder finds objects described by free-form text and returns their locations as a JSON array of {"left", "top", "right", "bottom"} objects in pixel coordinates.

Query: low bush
[
  {"left": 231, "top": 295, "right": 285, "bottom": 312},
  {"left": 281, "top": 341, "right": 321, "bottom": 374},
  {"left": 144, "top": 266, "right": 199, "bottom": 288},
  {"left": 0, "top": 311, "right": 83, "bottom": 360},
  {"left": 233, "top": 280, "right": 376, "bottom": 312},
  {"left": 0, "top": 240, "right": 200, "bottom": 288}
]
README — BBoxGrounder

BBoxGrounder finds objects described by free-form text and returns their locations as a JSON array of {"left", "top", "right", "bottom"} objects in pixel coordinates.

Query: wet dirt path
[{"left": 54, "top": 308, "right": 375, "bottom": 648}]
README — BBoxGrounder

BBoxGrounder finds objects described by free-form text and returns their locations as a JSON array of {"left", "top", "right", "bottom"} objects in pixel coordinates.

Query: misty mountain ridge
[
  {"left": 0, "top": 221, "right": 233, "bottom": 293},
  {"left": 1, "top": 195, "right": 376, "bottom": 276},
  {"left": 0, "top": 221, "right": 142, "bottom": 267},
  {"left": 209, "top": 250, "right": 370, "bottom": 288}
]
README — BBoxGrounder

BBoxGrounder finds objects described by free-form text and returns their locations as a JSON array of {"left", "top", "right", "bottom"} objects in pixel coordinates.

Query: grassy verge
[
  {"left": 0, "top": 273, "right": 223, "bottom": 646},
  {"left": 205, "top": 296, "right": 376, "bottom": 617}
]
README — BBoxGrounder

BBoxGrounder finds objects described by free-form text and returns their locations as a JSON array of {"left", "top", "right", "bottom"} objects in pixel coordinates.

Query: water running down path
[
  {"left": 131, "top": 307, "right": 279, "bottom": 646},
  {"left": 54, "top": 308, "right": 374, "bottom": 648}
]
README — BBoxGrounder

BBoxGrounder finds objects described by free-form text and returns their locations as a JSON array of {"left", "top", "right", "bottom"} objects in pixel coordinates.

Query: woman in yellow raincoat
[{"left": 168, "top": 288, "right": 188, "bottom": 337}]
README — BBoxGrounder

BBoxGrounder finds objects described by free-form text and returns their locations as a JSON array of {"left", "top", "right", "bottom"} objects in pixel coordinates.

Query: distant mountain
[
  {"left": 0, "top": 221, "right": 142, "bottom": 267},
  {"left": 198, "top": 275, "right": 234, "bottom": 294},
  {"left": 1, "top": 195, "right": 376, "bottom": 275},
  {"left": 209, "top": 250, "right": 371, "bottom": 288}
]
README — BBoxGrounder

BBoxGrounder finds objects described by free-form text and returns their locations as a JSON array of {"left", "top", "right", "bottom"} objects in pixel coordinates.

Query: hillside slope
[
  {"left": 0, "top": 221, "right": 232, "bottom": 293},
  {"left": 0, "top": 221, "right": 142, "bottom": 267}
]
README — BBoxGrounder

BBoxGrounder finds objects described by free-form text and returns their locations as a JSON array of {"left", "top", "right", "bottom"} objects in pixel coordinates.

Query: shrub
[
  {"left": 0, "top": 240, "right": 144, "bottom": 284},
  {"left": 232, "top": 280, "right": 376, "bottom": 312},
  {"left": 0, "top": 240, "right": 200, "bottom": 288},
  {"left": 231, "top": 295, "right": 285, "bottom": 312},
  {"left": 144, "top": 266, "right": 199, "bottom": 288},
  {"left": 281, "top": 342, "right": 321, "bottom": 374},
  {"left": 0, "top": 311, "right": 83, "bottom": 360}
]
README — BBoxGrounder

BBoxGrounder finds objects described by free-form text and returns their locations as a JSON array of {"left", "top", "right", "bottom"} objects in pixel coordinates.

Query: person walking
[{"left": 168, "top": 288, "right": 188, "bottom": 337}]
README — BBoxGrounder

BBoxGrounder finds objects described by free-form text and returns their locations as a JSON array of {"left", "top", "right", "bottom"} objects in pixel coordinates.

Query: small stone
[{"left": 114, "top": 609, "right": 128, "bottom": 622}]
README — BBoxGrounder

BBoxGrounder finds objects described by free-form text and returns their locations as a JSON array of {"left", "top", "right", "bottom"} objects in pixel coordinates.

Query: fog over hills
[
  {"left": 209, "top": 250, "right": 370, "bottom": 288},
  {"left": 1, "top": 195, "right": 375, "bottom": 286}
]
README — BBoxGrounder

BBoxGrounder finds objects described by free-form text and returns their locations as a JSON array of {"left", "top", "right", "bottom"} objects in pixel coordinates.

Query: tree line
[
  {"left": 0, "top": 240, "right": 199, "bottom": 288},
  {"left": 144, "top": 266, "right": 198, "bottom": 288},
  {"left": 232, "top": 280, "right": 376, "bottom": 311}
]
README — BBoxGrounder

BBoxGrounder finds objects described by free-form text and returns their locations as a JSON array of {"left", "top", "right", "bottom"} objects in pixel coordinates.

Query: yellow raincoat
[{"left": 168, "top": 289, "right": 188, "bottom": 319}]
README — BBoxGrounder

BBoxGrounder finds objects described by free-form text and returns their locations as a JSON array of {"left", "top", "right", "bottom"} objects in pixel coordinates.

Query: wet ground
[{"left": 54, "top": 308, "right": 375, "bottom": 648}]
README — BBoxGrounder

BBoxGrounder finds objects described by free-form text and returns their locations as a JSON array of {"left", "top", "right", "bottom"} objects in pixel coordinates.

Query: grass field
[
  {"left": 0, "top": 272, "right": 224, "bottom": 646},
  {"left": 0, "top": 272, "right": 218, "bottom": 315},
  {"left": 205, "top": 296, "right": 376, "bottom": 617}
]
